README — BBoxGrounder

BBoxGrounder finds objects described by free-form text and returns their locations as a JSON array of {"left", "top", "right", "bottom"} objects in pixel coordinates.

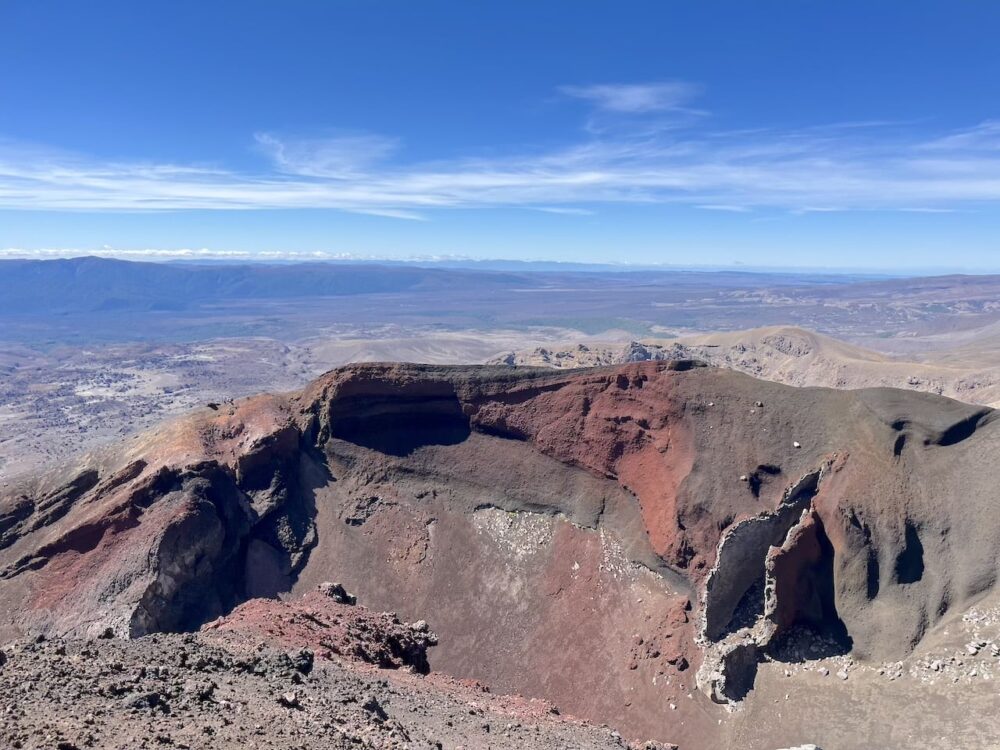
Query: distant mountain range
[
  {"left": 6, "top": 257, "right": 1000, "bottom": 356},
  {"left": 0, "top": 256, "right": 899, "bottom": 316},
  {"left": 0, "top": 256, "right": 535, "bottom": 314}
]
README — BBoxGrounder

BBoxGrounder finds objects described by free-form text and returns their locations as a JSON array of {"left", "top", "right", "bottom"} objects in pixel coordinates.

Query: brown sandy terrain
[{"left": 490, "top": 325, "right": 1000, "bottom": 406}]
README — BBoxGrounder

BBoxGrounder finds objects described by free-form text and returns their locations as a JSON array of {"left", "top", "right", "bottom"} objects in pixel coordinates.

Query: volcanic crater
[{"left": 2, "top": 360, "right": 1000, "bottom": 748}]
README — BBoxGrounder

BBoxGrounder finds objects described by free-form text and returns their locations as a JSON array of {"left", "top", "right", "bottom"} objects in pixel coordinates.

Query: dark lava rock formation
[{"left": 2, "top": 361, "right": 999, "bottom": 747}]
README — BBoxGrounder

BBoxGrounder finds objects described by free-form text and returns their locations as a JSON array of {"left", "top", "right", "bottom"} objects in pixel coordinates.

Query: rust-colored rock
[{"left": 202, "top": 584, "right": 438, "bottom": 672}]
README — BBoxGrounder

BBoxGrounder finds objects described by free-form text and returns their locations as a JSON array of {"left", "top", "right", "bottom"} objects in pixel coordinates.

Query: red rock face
[
  {"left": 766, "top": 510, "right": 827, "bottom": 632},
  {"left": 3, "top": 361, "right": 1000, "bottom": 746},
  {"left": 465, "top": 364, "right": 696, "bottom": 566}
]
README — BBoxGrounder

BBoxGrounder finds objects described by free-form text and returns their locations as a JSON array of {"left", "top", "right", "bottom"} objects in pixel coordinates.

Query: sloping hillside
[{"left": 490, "top": 325, "right": 1000, "bottom": 406}]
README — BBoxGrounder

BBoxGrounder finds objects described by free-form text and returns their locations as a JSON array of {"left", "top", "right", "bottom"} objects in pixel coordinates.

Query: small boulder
[
  {"left": 362, "top": 694, "right": 388, "bottom": 721},
  {"left": 278, "top": 691, "right": 301, "bottom": 709},
  {"left": 289, "top": 648, "right": 314, "bottom": 675},
  {"left": 316, "top": 582, "right": 357, "bottom": 605},
  {"left": 183, "top": 679, "right": 216, "bottom": 702},
  {"left": 123, "top": 691, "right": 166, "bottom": 711}
]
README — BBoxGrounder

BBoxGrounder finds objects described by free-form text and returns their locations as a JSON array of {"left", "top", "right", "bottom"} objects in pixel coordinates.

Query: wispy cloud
[
  {"left": 558, "top": 81, "right": 701, "bottom": 113},
  {"left": 918, "top": 120, "right": 1000, "bottom": 151},
  {"left": 528, "top": 206, "right": 596, "bottom": 216},
  {"left": 1, "top": 87, "right": 1000, "bottom": 218},
  {"left": 0, "top": 246, "right": 357, "bottom": 260},
  {"left": 696, "top": 204, "right": 753, "bottom": 213},
  {"left": 0, "top": 246, "right": 476, "bottom": 262},
  {"left": 254, "top": 132, "right": 400, "bottom": 178}
]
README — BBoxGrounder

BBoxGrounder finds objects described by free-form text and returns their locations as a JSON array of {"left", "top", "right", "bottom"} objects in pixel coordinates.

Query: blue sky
[{"left": 3, "top": 1, "right": 1000, "bottom": 268}]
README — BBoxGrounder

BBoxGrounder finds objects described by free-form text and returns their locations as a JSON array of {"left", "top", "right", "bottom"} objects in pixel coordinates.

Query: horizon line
[{"left": 2, "top": 247, "right": 999, "bottom": 277}]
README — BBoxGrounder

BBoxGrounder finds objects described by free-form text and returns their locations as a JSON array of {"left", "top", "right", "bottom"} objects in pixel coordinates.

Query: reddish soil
[{"left": 202, "top": 585, "right": 437, "bottom": 672}]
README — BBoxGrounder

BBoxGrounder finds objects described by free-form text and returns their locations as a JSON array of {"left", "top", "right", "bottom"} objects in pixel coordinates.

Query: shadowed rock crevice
[
  {"left": 893, "top": 433, "right": 906, "bottom": 457},
  {"left": 326, "top": 380, "right": 471, "bottom": 456},
  {"left": 747, "top": 463, "right": 781, "bottom": 499},
  {"left": 710, "top": 641, "right": 759, "bottom": 702},
  {"left": 866, "top": 545, "right": 881, "bottom": 599},
  {"left": 932, "top": 409, "right": 994, "bottom": 446},
  {"left": 701, "top": 470, "right": 821, "bottom": 642},
  {"left": 0, "top": 470, "right": 101, "bottom": 551},
  {"left": 894, "top": 521, "right": 925, "bottom": 585},
  {"left": 697, "top": 468, "right": 852, "bottom": 704}
]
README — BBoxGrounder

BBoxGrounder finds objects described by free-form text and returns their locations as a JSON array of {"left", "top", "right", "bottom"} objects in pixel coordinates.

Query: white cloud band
[{"left": 1, "top": 83, "right": 1000, "bottom": 219}]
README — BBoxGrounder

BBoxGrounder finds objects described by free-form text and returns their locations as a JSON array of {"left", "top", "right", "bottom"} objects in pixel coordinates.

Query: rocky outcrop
[
  {"left": 695, "top": 468, "right": 852, "bottom": 703},
  {"left": 701, "top": 470, "right": 822, "bottom": 643},
  {"left": 3, "top": 361, "right": 1000, "bottom": 745},
  {"left": 203, "top": 582, "right": 439, "bottom": 673},
  {"left": 0, "top": 396, "right": 320, "bottom": 639}
]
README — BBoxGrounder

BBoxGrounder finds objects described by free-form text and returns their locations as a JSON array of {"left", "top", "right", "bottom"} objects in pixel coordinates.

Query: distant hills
[
  {"left": 0, "top": 256, "right": 534, "bottom": 314},
  {"left": 490, "top": 325, "right": 1000, "bottom": 407},
  {"left": 6, "top": 257, "right": 1000, "bottom": 355},
  {"left": 0, "top": 256, "right": 893, "bottom": 316}
]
